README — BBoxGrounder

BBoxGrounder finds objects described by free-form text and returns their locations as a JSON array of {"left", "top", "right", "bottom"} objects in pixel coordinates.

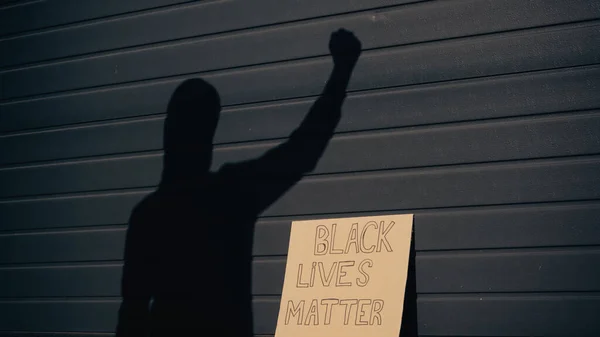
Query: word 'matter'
[{"left": 285, "top": 298, "right": 385, "bottom": 326}]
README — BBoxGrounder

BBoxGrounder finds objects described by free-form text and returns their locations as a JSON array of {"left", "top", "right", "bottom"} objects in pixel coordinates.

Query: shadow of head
[{"left": 162, "top": 78, "right": 221, "bottom": 180}]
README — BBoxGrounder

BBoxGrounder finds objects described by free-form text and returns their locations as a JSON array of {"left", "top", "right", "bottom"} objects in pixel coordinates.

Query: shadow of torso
[{"left": 131, "top": 163, "right": 259, "bottom": 336}]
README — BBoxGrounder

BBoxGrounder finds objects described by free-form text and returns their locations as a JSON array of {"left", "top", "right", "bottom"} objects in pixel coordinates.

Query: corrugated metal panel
[
  {"left": 2, "top": 110, "right": 600, "bottom": 198},
  {"left": 2, "top": 0, "right": 600, "bottom": 336},
  {"left": 3, "top": 0, "right": 599, "bottom": 99},
  {"left": 2, "top": 201, "right": 600, "bottom": 264},
  {"left": 2, "top": 249, "right": 600, "bottom": 297},
  {"left": 2, "top": 21, "right": 600, "bottom": 131},
  {"left": 0, "top": 0, "right": 420, "bottom": 67},
  {"left": 1, "top": 296, "right": 599, "bottom": 335},
  {"left": 1, "top": 202, "right": 599, "bottom": 263},
  {"left": 2, "top": 156, "right": 600, "bottom": 227},
  {"left": 1, "top": 65, "right": 598, "bottom": 165},
  {"left": 0, "top": 0, "right": 194, "bottom": 38}
]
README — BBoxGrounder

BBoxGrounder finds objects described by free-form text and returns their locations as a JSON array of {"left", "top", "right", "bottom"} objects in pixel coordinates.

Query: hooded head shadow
[{"left": 161, "top": 78, "right": 221, "bottom": 186}]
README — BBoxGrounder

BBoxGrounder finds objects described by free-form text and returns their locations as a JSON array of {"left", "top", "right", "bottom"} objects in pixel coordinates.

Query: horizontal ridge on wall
[
  {"left": 1, "top": 64, "right": 599, "bottom": 165},
  {"left": 0, "top": 0, "right": 195, "bottom": 38},
  {"left": 1, "top": 21, "right": 599, "bottom": 131},
  {"left": 0, "top": 294, "right": 599, "bottom": 335},
  {"left": 3, "top": 0, "right": 599, "bottom": 74},
  {"left": 3, "top": 10, "right": 600, "bottom": 100},
  {"left": 0, "top": 201, "right": 600, "bottom": 258},
  {"left": 1, "top": 155, "right": 599, "bottom": 228},
  {"left": 1, "top": 200, "right": 600, "bottom": 257},
  {"left": 1, "top": 247, "right": 599, "bottom": 297},
  {"left": 1, "top": 109, "right": 600, "bottom": 198},
  {"left": 0, "top": 0, "right": 424, "bottom": 67}
]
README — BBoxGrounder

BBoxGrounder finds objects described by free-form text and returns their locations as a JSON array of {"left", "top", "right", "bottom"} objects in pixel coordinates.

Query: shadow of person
[{"left": 115, "top": 29, "right": 362, "bottom": 337}]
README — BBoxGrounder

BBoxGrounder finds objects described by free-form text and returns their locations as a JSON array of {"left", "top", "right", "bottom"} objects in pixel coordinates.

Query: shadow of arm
[{"left": 230, "top": 30, "right": 362, "bottom": 215}]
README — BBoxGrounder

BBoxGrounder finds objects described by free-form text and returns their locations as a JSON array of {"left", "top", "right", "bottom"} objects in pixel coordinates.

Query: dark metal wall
[{"left": 1, "top": 0, "right": 599, "bottom": 336}]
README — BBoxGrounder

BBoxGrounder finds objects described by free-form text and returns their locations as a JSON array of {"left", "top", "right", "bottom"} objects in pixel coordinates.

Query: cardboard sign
[{"left": 274, "top": 214, "right": 414, "bottom": 337}]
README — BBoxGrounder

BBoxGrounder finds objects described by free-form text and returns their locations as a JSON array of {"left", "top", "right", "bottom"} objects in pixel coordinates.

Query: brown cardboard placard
[{"left": 274, "top": 214, "right": 414, "bottom": 337}]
